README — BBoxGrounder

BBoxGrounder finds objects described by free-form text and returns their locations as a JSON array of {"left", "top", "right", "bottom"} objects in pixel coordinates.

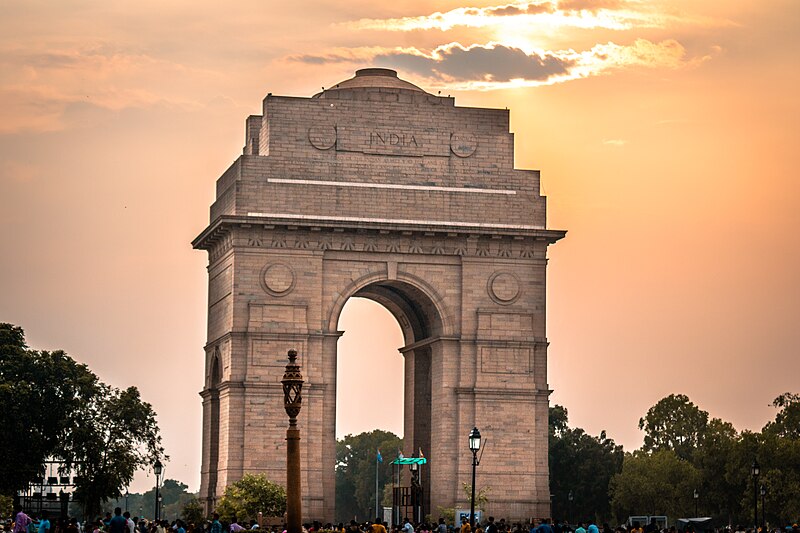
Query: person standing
[
  {"left": 13, "top": 505, "right": 32, "bottom": 533},
  {"left": 109, "top": 510, "right": 127, "bottom": 533},
  {"left": 230, "top": 519, "right": 244, "bottom": 533},
  {"left": 371, "top": 518, "right": 387, "bottom": 533},
  {"left": 38, "top": 512, "right": 51, "bottom": 533},
  {"left": 123, "top": 513, "right": 135, "bottom": 533},
  {"left": 210, "top": 515, "right": 222, "bottom": 533}
]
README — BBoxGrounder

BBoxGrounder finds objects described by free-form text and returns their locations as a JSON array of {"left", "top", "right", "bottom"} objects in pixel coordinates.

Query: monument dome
[{"left": 313, "top": 67, "right": 429, "bottom": 98}]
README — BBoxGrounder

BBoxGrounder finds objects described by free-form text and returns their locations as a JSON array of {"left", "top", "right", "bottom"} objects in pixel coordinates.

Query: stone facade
[{"left": 193, "top": 68, "right": 565, "bottom": 522}]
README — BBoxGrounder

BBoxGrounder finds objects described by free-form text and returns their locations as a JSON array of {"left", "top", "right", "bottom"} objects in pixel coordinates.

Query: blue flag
[{"left": 377, "top": 449, "right": 383, "bottom": 463}]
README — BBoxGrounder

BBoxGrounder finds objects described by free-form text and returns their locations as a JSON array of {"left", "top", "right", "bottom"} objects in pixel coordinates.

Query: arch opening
[
  {"left": 334, "top": 279, "right": 442, "bottom": 521},
  {"left": 335, "top": 297, "right": 405, "bottom": 439},
  {"left": 205, "top": 350, "right": 222, "bottom": 508}
]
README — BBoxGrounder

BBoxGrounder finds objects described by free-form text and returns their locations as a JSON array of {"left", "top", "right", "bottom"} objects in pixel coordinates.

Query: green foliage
[
  {"left": 0, "top": 494, "right": 12, "bottom": 518},
  {"left": 609, "top": 450, "right": 701, "bottom": 520},
  {"left": 182, "top": 497, "right": 207, "bottom": 525},
  {"left": 67, "top": 386, "right": 165, "bottom": 517},
  {"left": 461, "top": 483, "right": 491, "bottom": 513},
  {"left": 0, "top": 324, "right": 99, "bottom": 495},
  {"left": 215, "top": 474, "right": 286, "bottom": 522},
  {"left": 638, "top": 394, "right": 709, "bottom": 461},
  {"left": 335, "top": 430, "right": 402, "bottom": 522},
  {"left": 763, "top": 392, "right": 800, "bottom": 439},
  {"left": 692, "top": 417, "right": 740, "bottom": 520},
  {"left": 0, "top": 323, "right": 165, "bottom": 516},
  {"left": 92, "top": 478, "right": 198, "bottom": 522},
  {"left": 549, "top": 405, "right": 624, "bottom": 522},
  {"left": 436, "top": 507, "right": 455, "bottom": 525}
]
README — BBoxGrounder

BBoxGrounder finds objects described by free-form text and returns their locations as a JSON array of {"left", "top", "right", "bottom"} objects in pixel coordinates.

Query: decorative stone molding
[
  {"left": 260, "top": 262, "right": 296, "bottom": 297},
  {"left": 488, "top": 271, "right": 522, "bottom": 305}
]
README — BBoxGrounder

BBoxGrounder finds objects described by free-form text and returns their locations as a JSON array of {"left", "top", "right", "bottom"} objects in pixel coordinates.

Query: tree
[
  {"left": 0, "top": 323, "right": 165, "bottom": 516},
  {"left": 461, "top": 483, "right": 491, "bottom": 513},
  {"left": 0, "top": 324, "right": 99, "bottom": 495},
  {"left": 763, "top": 392, "right": 800, "bottom": 439},
  {"left": 549, "top": 405, "right": 624, "bottom": 522},
  {"left": 692, "top": 417, "right": 740, "bottom": 521},
  {"left": 134, "top": 479, "right": 199, "bottom": 522},
  {"left": 182, "top": 497, "right": 206, "bottom": 525},
  {"left": 66, "top": 386, "right": 164, "bottom": 517},
  {"left": 638, "top": 394, "right": 709, "bottom": 461},
  {"left": 215, "top": 474, "right": 286, "bottom": 522},
  {"left": 609, "top": 450, "right": 701, "bottom": 520},
  {"left": 335, "top": 430, "right": 402, "bottom": 522}
]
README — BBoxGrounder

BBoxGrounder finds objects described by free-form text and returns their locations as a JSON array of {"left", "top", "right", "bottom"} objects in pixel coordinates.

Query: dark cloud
[
  {"left": 376, "top": 44, "right": 573, "bottom": 83},
  {"left": 557, "top": 0, "right": 623, "bottom": 13},
  {"left": 288, "top": 53, "right": 358, "bottom": 64},
  {"left": 487, "top": 2, "right": 555, "bottom": 16}
]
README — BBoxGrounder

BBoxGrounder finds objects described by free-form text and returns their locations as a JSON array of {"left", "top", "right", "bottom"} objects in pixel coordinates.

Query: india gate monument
[{"left": 193, "top": 68, "right": 566, "bottom": 521}]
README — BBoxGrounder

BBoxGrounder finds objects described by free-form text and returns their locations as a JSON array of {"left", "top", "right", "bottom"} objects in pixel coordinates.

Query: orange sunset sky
[{"left": 1, "top": 1, "right": 799, "bottom": 493}]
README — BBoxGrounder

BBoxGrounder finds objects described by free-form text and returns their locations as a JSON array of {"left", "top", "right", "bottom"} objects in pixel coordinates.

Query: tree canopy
[
  {"left": 549, "top": 405, "right": 624, "bottom": 522},
  {"left": 638, "top": 394, "right": 709, "bottom": 461},
  {"left": 335, "top": 429, "right": 402, "bottom": 522},
  {"left": 0, "top": 323, "right": 165, "bottom": 517},
  {"left": 215, "top": 473, "right": 286, "bottom": 521}
]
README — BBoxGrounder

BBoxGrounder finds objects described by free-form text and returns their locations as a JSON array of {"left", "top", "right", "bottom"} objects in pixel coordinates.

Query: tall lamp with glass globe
[
  {"left": 751, "top": 459, "right": 760, "bottom": 530},
  {"left": 468, "top": 427, "right": 481, "bottom": 533},
  {"left": 153, "top": 459, "right": 163, "bottom": 521}
]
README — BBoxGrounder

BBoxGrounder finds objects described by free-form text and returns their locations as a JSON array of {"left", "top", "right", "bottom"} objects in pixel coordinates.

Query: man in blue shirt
[
  {"left": 536, "top": 519, "right": 554, "bottom": 533},
  {"left": 210, "top": 514, "right": 222, "bottom": 533},
  {"left": 37, "top": 512, "right": 50, "bottom": 533},
  {"left": 109, "top": 508, "right": 128, "bottom": 533}
]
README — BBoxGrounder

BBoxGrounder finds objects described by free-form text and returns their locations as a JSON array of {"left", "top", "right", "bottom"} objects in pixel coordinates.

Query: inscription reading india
[{"left": 369, "top": 132, "right": 419, "bottom": 147}]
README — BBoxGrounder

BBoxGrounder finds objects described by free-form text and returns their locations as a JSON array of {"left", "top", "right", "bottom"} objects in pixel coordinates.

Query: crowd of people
[
  {"left": 9, "top": 506, "right": 800, "bottom": 533},
  {"left": 295, "top": 517, "right": 800, "bottom": 533}
]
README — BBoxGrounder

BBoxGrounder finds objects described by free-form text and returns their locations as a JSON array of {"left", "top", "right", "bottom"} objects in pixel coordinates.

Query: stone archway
[
  {"left": 330, "top": 275, "right": 451, "bottom": 518},
  {"left": 194, "top": 68, "right": 565, "bottom": 521}
]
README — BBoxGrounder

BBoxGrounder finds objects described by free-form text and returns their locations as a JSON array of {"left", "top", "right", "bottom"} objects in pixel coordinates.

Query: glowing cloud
[
  {"left": 342, "top": 1, "right": 719, "bottom": 33},
  {"left": 292, "top": 39, "right": 691, "bottom": 90}
]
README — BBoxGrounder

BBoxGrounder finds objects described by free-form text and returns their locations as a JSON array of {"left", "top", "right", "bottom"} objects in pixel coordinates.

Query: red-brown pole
[{"left": 282, "top": 350, "right": 304, "bottom": 533}]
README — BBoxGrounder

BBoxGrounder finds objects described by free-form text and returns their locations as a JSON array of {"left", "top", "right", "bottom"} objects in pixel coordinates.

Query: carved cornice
[{"left": 192, "top": 215, "right": 565, "bottom": 262}]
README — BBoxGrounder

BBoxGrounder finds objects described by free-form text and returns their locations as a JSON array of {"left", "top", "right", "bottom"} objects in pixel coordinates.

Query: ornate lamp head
[{"left": 282, "top": 349, "right": 304, "bottom": 425}]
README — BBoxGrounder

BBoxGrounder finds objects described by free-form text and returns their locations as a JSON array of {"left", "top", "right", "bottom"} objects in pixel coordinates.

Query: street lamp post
[
  {"left": 751, "top": 459, "right": 760, "bottom": 530},
  {"left": 693, "top": 489, "right": 698, "bottom": 517},
  {"left": 468, "top": 427, "right": 481, "bottom": 533},
  {"left": 154, "top": 459, "right": 163, "bottom": 522},
  {"left": 282, "top": 349, "right": 304, "bottom": 533},
  {"left": 125, "top": 490, "right": 129, "bottom": 513},
  {"left": 760, "top": 485, "right": 766, "bottom": 528},
  {"left": 568, "top": 491, "right": 573, "bottom": 525}
]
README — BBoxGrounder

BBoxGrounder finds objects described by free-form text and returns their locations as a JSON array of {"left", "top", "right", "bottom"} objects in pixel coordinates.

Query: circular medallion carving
[
  {"left": 261, "top": 263, "right": 296, "bottom": 296},
  {"left": 488, "top": 271, "right": 520, "bottom": 305},
  {"left": 450, "top": 132, "right": 478, "bottom": 157},
  {"left": 308, "top": 125, "right": 337, "bottom": 150}
]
